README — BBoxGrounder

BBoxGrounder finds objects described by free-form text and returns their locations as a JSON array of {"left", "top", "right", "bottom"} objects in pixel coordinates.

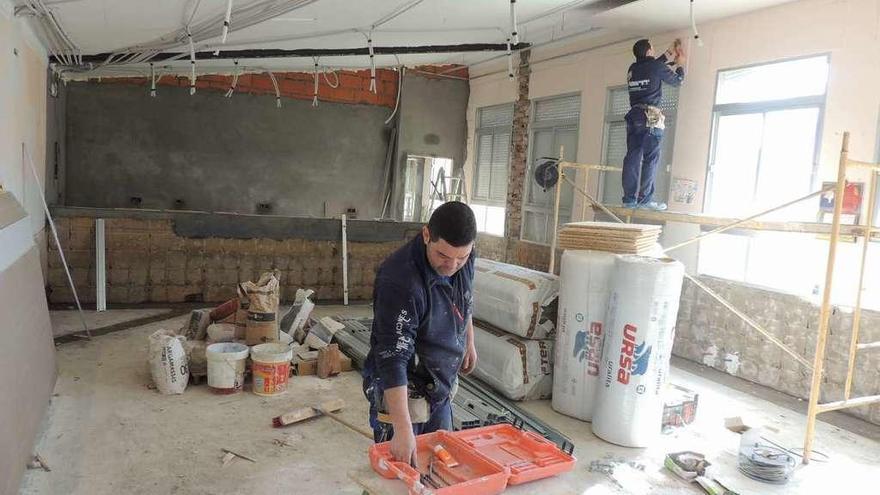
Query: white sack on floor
[
  {"left": 473, "top": 258, "right": 559, "bottom": 339},
  {"left": 552, "top": 250, "right": 616, "bottom": 421},
  {"left": 148, "top": 329, "right": 189, "bottom": 395},
  {"left": 472, "top": 323, "right": 554, "bottom": 401},
  {"left": 592, "top": 256, "right": 684, "bottom": 447}
]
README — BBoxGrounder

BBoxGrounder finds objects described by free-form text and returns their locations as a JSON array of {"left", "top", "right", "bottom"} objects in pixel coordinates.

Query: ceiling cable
[
  {"left": 266, "top": 70, "right": 282, "bottom": 108},
  {"left": 225, "top": 60, "right": 240, "bottom": 97},
  {"left": 509, "top": 0, "right": 519, "bottom": 44},
  {"left": 149, "top": 63, "right": 157, "bottom": 97},
  {"left": 690, "top": 0, "right": 703, "bottom": 47},
  {"left": 312, "top": 57, "right": 320, "bottom": 106},
  {"left": 367, "top": 32, "right": 377, "bottom": 93},
  {"left": 506, "top": 38, "right": 514, "bottom": 79},
  {"left": 221, "top": 0, "right": 233, "bottom": 44},
  {"left": 188, "top": 31, "right": 197, "bottom": 95},
  {"left": 371, "top": 0, "right": 424, "bottom": 30}
]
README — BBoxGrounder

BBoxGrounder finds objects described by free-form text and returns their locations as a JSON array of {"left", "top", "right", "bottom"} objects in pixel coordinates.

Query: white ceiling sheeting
[{"left": 14, "top": 0, "right": 800, "bottom": 78}]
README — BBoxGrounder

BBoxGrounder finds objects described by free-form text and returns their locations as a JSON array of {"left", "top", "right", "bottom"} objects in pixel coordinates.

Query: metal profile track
[{"left": 333, "top": 317, "right": 575, "bottom": 455}]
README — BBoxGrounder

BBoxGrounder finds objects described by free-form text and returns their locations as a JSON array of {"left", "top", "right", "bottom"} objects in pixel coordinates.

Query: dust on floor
[{"left": 21, "top": 306, "right": 880, "bottom": 495}]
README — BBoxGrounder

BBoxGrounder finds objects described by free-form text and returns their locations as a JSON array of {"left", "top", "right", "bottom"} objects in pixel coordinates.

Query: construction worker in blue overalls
[
  {"left": 622, "top": 38, "right": 686, "bottom": 210},
  {"left": 362, "top": 201, "right": 478, "bottom": 465}
]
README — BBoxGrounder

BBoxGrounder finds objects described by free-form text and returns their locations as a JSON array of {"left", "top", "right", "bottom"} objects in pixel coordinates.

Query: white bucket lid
[
  {"left": 251, "top": 343, "right": 294, "bottom": 363},
  {"left": 206, "top": 342, "right": 250, "bottom": 361}
]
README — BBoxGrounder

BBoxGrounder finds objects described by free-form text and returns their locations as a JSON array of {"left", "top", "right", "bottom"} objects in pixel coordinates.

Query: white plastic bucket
[
  {"left": 206, "top": 342, "right": 249, "bottom": 394},
  {"left": 251, "top": 343, "right": 294, "bottom": 396}
]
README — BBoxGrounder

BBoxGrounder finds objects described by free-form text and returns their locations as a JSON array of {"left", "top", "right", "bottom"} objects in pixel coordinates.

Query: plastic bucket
[
  {"left": 251, "top": 343, "right": 293, "bottom": 396},
  {"left": 206, "top": 342, "right": 249, "bottom": 394}
]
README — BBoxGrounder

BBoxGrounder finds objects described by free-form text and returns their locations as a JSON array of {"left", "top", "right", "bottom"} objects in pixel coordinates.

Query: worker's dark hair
[
  {"left": 633, "top": 39, "right": 651, "bottom": 58},
  {"left": 427, "top": 201, "right": 477, "bottom": 247}
]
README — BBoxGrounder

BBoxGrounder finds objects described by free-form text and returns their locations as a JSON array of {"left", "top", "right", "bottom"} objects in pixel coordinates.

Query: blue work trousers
[{"left": 622, "top": 108, "right": 664, "bottom": 204}]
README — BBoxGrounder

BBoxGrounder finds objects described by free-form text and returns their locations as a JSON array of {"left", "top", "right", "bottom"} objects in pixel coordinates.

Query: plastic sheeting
[
  {"left": 472, "top": 323, "right": 554, "bottom": 401},
  {"left": 592, "top": 256, "right": 684, "bottom": 447},
  {"left": 552, "top": 250, "right": 616, "bottom": 421},
  {"left": 473, "top": 258, "right": 559, "bottom": 339}
]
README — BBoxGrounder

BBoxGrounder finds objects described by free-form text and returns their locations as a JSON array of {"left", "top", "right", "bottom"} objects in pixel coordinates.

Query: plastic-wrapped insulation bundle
[
  {"left": 472, "top": 323, "right": 554, "bottom": 401},
  {"left": 473, "top": 258, "right": 559, "bottom": 339},
  {"left": 591, "top": 256, "right": 684, "bottom": 447},
  {"left": 552, "top": 250, "right": 616, "bottom": 421}
]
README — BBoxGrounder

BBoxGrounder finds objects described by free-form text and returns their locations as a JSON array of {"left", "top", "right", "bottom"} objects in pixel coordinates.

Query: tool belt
[
  {"left": 375, "top": 379, "right": 458, "bottom": 425},
  {"left": 634, "top": 104, "right": 666, "bottom": 130}
]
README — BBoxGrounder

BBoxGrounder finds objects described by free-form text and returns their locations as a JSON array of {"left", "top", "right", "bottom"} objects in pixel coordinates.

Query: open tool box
[{"left": 369, "top": 424, "right": 576, "bottom": 495}]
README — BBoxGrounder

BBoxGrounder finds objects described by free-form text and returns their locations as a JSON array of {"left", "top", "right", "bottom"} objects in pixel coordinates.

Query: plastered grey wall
[
  {"left": 64, "top": 82, "right": 391, "bottom": 218},
  {"left": 674, "top": 276, "right": 880, "bottom": 426},
  {"left": 391, "top": 73, "right": 469, "bottom": 218}
]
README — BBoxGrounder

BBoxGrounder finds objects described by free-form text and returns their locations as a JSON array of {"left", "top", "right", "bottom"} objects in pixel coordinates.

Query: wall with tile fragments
[{"left": 675, "top": 276, "right": 880, "bottom": 426}]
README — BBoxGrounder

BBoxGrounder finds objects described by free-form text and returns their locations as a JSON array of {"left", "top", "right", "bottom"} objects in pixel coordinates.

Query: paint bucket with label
[
  {"left": 206, "top": 342, "right": 249, "bottom": 394},
  {"left": 251, "top": 343, "right": 293, "bottom": 396}
]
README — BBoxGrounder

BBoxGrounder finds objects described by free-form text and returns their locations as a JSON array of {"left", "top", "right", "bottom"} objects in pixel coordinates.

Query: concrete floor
[
  {"left": 21, "top": 306, "right": 880, "bottom": 495},
  {"left": 50, "top": 308, "right": 176, "bottom": 337}
]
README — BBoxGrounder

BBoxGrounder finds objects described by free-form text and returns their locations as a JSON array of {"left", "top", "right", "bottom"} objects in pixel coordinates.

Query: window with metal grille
[
  {"left": 522, "top": 93, "right": 582, "bottom": 244},
  {"left": 472, "top": 103, "right": 513, "bottom": 236}
]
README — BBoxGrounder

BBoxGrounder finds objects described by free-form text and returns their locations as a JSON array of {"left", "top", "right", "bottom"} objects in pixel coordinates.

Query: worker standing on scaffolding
[{"left": 622, "top": 38, "right": 686, "bottom": 210}]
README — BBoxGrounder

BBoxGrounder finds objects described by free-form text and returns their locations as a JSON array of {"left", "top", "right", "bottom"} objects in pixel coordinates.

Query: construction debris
[
  {"left": 280, "top": 288, "right": 315, "bottom": 343},
  {"left": 240, "top": 271, "right": 282, "bottom": 345},
  {"left": 317, "top": 344, "right": 342, "bottom": 378},
  {"left": 26, "top": 454, "right": 50, "bottom": 472},
  {"left": 220, "top": 448, "right": 257, "bottom": 464},
  {"left": 272, "top": 398, "right": 345, "bottom": 427},
  {"left": 305, "top": 316, "right": 344, "bottom": 349},
  {"left": 588, "top": 455, "right": 646, "bottom": 475}
]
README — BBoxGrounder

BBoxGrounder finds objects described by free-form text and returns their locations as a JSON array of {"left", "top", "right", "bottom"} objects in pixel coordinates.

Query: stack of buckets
[{"left": 206, "top": 343, "right": 293, "bottom": 396}]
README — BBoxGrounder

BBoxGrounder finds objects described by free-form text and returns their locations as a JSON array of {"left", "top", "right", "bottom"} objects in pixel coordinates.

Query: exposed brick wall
[
  {"left": 47, "top": 216, "right": 407, "bottom": 304},
  {"left": 504, "top": 49, "right": 532, "bottom": 260},
  {"left": 91, "top": 69, "right": 401, "bottom": 108},
  {"left": 675, "top": 276, "right": 880, "bottom": 426},
  {"left": 476, "top": 234, "right": 559, "bottom": 274}
]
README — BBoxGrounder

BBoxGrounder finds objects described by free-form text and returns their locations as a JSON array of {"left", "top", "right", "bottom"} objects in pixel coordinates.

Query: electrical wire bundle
[
  {"left": 17, "top": 0, "right": 81, "bottom": 66},
  {"left": 737, "top": 442, "right": 796, "bottom": 485}
]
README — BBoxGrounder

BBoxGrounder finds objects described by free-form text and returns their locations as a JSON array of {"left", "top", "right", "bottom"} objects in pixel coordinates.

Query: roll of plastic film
[
  {"left": 592, "top": 255, "right": 685, "bottom": 447},
  {"left": 552, "top": 250, "right": 616, "bottom": 421}
]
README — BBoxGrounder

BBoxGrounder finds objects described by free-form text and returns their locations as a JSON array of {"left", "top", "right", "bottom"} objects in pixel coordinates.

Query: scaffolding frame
[{"left": 547, "top": 131, "right": 879, "bottom": 464}]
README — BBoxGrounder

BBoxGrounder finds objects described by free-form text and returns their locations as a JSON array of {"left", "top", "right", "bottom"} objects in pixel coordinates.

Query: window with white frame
[
  {"left": 522, "top": 93, "right": 581, "bottom": 244},
  {"left": 601, "top": 85, "right": 679, "bottom": 204},
  {"left": 695, "top": 55, "right": 871, "bottom": 303},
  {"left": 471, "top": 104, "right": 513, "bottom": 236}
]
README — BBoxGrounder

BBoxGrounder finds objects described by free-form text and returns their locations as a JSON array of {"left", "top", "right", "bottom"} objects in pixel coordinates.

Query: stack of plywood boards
[{"left": 557, "top": 221, "right": 661, "bottom": 255}]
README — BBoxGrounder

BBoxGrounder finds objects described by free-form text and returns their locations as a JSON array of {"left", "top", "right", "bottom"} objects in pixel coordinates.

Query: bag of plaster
[
  {"left": 471, "top": 322, "right": 554, "bottom": 401},
  {"left": 148, "top": 329, "right": 189, "bottom": 395},
  {"left": 472, "top": 258, "right": 560, "bottom": 339},
  {"left": 241, "top": 271, "right": 281, "bottom": 345},
  {"left": 280, "top": 288, "right": 315, "bottom": 344}
]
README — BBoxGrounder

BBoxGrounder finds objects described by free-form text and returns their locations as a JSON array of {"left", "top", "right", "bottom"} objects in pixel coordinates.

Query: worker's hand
[
  {"left": 390, "top": 427, "right": 417, "bottom": 465},
  {"left": 674, "top": 52, "right": 687, "bottom": 66},
  {"left": 461, "top": 342, "right": 478, "bottom": 375}
]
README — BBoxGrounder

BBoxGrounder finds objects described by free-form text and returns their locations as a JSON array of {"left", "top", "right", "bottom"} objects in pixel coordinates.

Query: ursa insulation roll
[
  {"left": 473, "top": 258, "right": 559, "bottom": 339},
  {"left": 472, "top": 323, "right": 554, "bottom": 401},
  {"left": 591, "top": 255, "right": 685, "bottom": 447},
  {"left": 552, "top": 250, "right": 616, "bottom": 421}
]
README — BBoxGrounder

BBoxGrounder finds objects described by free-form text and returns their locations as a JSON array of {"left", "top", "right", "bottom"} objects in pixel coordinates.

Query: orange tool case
[{"left": 369, "top": 424, "right": 576, "bottom": 494}]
